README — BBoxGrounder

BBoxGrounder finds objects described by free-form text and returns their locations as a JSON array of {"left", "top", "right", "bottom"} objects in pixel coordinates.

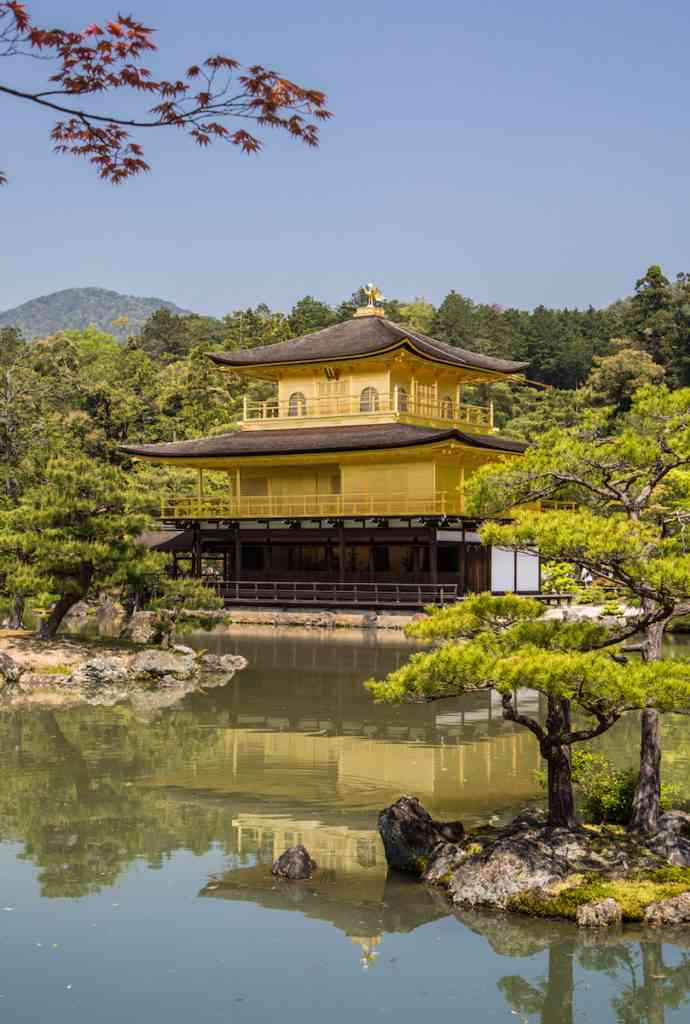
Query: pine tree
[
  {"left": 367, "top": 595, "right": 690, "bottom": 828},
  {"left": 467, "top": 384, "right": 690, "bottom": 832}
]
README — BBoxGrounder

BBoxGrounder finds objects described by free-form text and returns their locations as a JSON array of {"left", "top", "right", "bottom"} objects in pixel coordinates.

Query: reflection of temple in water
[{"left": 171, "top": 628, "right": 544, "bottom": 817}]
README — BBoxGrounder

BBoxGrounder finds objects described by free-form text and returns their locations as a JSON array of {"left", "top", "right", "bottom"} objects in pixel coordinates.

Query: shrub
[
  {"left": 570, "top": 751, "right": 678, "bottom": 824},
  {"left": 540, "top": 561, "right": 578, "bottom": 593}
]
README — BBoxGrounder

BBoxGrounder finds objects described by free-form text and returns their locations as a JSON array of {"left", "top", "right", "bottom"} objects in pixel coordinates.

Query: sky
[{"left": 2, "top": 0, "right": 690, "bottom": 317}]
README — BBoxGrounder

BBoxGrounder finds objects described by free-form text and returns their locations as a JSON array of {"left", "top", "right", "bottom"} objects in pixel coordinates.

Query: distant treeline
[
  {"left": 119, "top": 264, "right": 690, "bottom": 390},
  {"left": 0, "top": 264, "right": 685, "bottom": 472}
]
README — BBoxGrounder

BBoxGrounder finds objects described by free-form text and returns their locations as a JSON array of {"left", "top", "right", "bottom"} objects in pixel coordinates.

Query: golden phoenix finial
[
  {"left": 363, "top": 282, "right": 384, "bottom": 306},
  {"left": 354, "top": 283, "right": 386, "bottom": 317}
]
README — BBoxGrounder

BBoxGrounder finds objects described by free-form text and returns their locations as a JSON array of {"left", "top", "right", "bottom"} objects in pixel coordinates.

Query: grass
[
  {"left": 509, "top": 866, "right": 690, "bottom": 921},
  {"left": 33, "top": 664, "right": 72, "bottom": 676}
]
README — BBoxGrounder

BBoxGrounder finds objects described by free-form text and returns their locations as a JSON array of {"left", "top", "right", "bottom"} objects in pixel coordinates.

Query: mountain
[{"left": 0, "top": 287, "right": 192, "bottom": 340}]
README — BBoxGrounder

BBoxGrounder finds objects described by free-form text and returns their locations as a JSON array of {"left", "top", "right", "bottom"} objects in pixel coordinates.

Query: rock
[
  {"left": 657, "top": 811, "right": 690, "bottom": 836},
  {"left": 128, "top": 649, "right": 197, "bottom": 680},
  {"left": 645, "top": 828, "right": 690, "bottom": 867},
  {"left": 172, "top": 644, "right": 195, "bottom": 656},
  {"left": 271, "top": 844, "right": 317, "bottom": 880},
  {"left": 199, "top": 653, "right": 248, "bottom": 674},
  {"left": 644, "top": 891, "right": 690, "bottom": 927},
  {"left": 378, "top": 796, "right": 464, "bottom": 873},
  {"left": 122, "top": 610, "right": 166, "bottom": 645},
  {"left": 68, "top": 656, "right": 130, "bottom": 689},
  {"left": 507, "top": 808, "right": 548, "bottom": 831},
  {"left": 96, "top": 600, "right": 127, "bottom": 639},
  {"left": 421, "top": 842, "right": 467, "bottom": 885},
  {"left": 0, "top": 651, "right": 22, "bottom": 686},
  {"left": 61, "top": 601, "right": 90, "bottom": 632},
  {"left": 576, "top": 898, "right": 623, "bottom": 928},
  {"left": 449, "top": 829, "right": 573, "bottom": 909}
]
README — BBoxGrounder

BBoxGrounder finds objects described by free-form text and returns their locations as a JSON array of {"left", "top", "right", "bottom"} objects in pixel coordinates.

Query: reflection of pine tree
[
  {"left": 498, "top": 931, "right": 690, "bottom": 1024},
  {"left": 0, "top": 708, "right": 235, "bottom": 897},
  {"left": 499, "top": 940, "right": 575, "bottom": 1023},
  {"left": 610, "top": 942, "right": 690, "bottom": 1024}
]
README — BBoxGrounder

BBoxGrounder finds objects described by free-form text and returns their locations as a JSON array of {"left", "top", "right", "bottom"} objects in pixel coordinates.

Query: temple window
[
  {"left": 360, "top": 386, "right": 380, "bottom": 412},
  {"left": 397, "top": 387, "right": 409, "bottom": 412},
  {"left": 441, "top": 395, "right": 454, "bottom": 419},
  {"left": 288, "top": 391, "right": 307, "bottom": 416}
]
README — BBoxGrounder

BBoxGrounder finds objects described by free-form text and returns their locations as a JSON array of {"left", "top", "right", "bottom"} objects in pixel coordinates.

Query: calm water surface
[{"left": 1, "top": 628, "right": 690, "bottom": 1022}]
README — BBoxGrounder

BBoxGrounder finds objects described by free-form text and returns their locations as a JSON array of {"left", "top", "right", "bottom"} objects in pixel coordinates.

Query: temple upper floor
[{"left": 207, "top": 310, "right": 528, "bottom": 434}]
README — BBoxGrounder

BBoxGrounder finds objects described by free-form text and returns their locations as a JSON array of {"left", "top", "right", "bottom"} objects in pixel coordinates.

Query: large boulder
[
  {"left": 66, "top": 655, "right": 130, "bottom": 690},
  {"left": 128, "top": 648, "right": 197, "bottom": 681},
  {"left": 271, "top": 845, "right": 317, "bottom": 880},
  {"left": 199, "top": 653, "right": 248, "bottom": 686},
  {"left": 449, "top": 834, "right": 570, "bottom": 909},
  {"left": 122, "top": 610, "right": 169, "bottom": 645},
  {"left": 96, "top": 600, "right": 127, "bottom": 639},
  {"left": 644, "top": 891, "right": 690, "bottom": 927},
  {"left": 378, "top": 796, "right": 464, "bottom": 873},
  {"left": 0, "top": 651, "right": 22, "bottom": 687},
  {"left": 645, "top": 827, "right": 690, "bottom": 866},
  {"left": 576, "top": 898, "right": 623, "bottom": 928},
  {"left": 60, "top": 600, "right": 91, "bottom": 633}
]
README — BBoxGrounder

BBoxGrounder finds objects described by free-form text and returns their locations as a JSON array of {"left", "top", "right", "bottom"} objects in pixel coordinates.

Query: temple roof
[
  {"left": 122, "top": 422, "right": 527, "bottom": 460},
  {"left": 208, "top": 316, "right": 529, "bottom": 375}
]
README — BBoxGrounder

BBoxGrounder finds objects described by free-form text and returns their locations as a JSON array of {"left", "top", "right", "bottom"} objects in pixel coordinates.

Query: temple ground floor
[{"left": 144, "top": 517, "right": 540, "bottom": 608}]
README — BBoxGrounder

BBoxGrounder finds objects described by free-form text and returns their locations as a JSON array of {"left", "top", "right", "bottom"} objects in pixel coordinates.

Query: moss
[
  {"left": 508, "top": 867, "right": 690, "bottom": 922},
  {"left": 465, "top": 842, "right": 483, "bottom": 856},
  {"left": 415, "top": 856, "right": 428, "bottom": 873},
  {"left": 33, "top": 664, "right": 71, "bottom": 675}
]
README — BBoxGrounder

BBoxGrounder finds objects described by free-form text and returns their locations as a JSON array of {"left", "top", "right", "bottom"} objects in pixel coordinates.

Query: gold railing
[
  {"left": 161, "top": 490, "right": 465, "bottom": 520},
  {"left": 243, "top": 393, "right": 493, "bottom": 430}
]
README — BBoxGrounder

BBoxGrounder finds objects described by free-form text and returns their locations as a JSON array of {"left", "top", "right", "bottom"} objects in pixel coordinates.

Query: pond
[{"left": 1, "top": 628, "right": 689, "bottom": 1022}]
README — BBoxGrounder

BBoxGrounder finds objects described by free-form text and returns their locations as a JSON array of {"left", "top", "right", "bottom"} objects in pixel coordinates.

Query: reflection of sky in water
[{"left": 0, "top": 628, "right": 688, "bottom": 1021}]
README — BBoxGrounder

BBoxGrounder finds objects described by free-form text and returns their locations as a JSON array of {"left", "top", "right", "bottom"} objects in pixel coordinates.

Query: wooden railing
[
  {"left": 242, "top": 392, "right": 493, "bottom": 430},
  {"left": 161, "top": 490, "right": 465, "bottom": 520},
  {"left": 208, "top": 579, "right": 458, "bottom": 607}
]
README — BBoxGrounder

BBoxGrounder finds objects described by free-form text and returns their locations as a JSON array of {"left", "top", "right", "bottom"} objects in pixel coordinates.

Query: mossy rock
[{"left": 508, "top": 866, "right": 690, "bottom": 922}]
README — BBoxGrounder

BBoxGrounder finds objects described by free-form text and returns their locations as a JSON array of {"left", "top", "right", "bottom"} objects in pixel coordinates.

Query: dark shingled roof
[
  {"left": 139, "top": 529, "right": 194, "bottom": 551},
  {"left": 122, "top": 422, "right": 527, "bottom": 460},
  {"left": 208, "top": 316, "right": 529, "bottom": 375}
]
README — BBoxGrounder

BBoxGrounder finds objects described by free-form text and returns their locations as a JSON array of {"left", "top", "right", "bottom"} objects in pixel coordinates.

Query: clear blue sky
[{"left": 2, "top": 0, "right": 689, "bottom": 316}]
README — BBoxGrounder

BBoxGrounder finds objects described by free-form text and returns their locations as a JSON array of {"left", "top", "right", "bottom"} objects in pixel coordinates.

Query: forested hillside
[{"left": 0, "top": 287, "right": 190, "bottom": 340}]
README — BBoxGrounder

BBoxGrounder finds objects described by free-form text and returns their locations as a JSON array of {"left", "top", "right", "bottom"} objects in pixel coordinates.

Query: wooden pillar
[
  {"left": 429, "top": 526, "right": 438, "bottom": 585},
  {"left": 234, "top": 527, "right": 242, "bottom": 581},
  {"left": 192, "top": 526, "right": 202, "bottom": 578},
  {"left": 223, "top": 551, "right": 229, "bottom": 581},
  {"left": 338, "top": 524, "right": 346, "bottom": 582}
]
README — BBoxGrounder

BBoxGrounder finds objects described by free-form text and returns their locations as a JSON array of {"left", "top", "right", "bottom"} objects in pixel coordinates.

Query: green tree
[
  {"left": 583, "top": 346, "right": 665, "bottom": 414},
  {"left": 467, "top": 385, "right": 690, "bottom": 832},
  {"left": 0, "top": 452, "right": 152, "bottom": 639},
  {"left": 287, "top": 296, "right": 337, "bottom": 336},
  {"left": 366, "top": 594, "right": 690, "bottom": 827},
  {"left": 398, "top": 297, "right": 436, "bottom": 334},
  {"left": 431, "top": 290, "right": 475, "bottom": 346}
]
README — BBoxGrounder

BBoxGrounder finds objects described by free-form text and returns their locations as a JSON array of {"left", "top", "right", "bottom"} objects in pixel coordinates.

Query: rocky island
[{"left": 0, "top": 634, "right": 246, "bottom": 717}]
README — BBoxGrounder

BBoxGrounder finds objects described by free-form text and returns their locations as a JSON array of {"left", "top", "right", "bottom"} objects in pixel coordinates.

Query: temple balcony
[
  {"left": 161, "top": 489, "right": 466, "bottom": 522},
  {"left": 241, "top": 391, "right": 494, "bottom": 433}
]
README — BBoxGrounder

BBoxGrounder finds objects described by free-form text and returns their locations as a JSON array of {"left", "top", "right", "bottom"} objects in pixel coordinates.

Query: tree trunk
[
  {"left": 544, "top": 697, "right": 575, "bottom": 828},
  {"left": 546, "top": 745, "right": 575, "bottom": 828},
  {"left": 7, "top": 594, "right": 24, "bottom": 629},
  {"left": 542, "top": 941, "right": 575, "bottom": 1024},
  {"left": 630, "top": 707, "right": 662, "bottom": 833},
  {"left": 38, "top": 592, "right": 83, "bottom": 641},
  {"left": 630, "top": 618, "right": 665, "bottom": 833},
  {"left": 640, "top": 941, "right": 666, "bottom": 1024}
]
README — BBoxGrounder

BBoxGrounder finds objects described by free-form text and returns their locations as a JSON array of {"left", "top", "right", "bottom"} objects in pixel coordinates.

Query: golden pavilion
[{"left": 124, "top": 288, "right": 539, "bottom": 605}]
